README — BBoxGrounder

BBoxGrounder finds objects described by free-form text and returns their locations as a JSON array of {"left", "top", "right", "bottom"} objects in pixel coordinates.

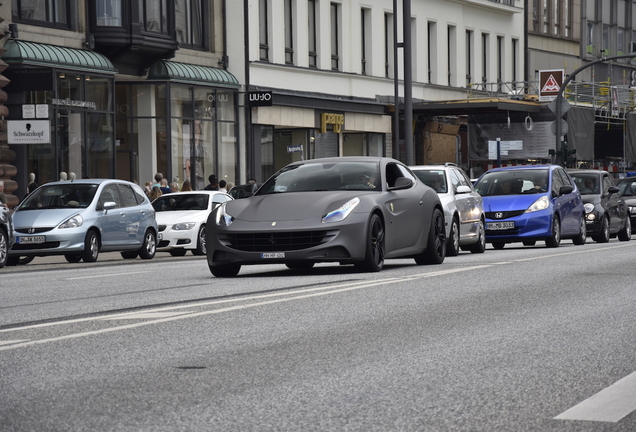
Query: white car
[
  {"left": 410, "top": 163, "right": 486, "bottom": 255},
  {"left": 152, "top": 191, "right": 233, "bottom": 256}
]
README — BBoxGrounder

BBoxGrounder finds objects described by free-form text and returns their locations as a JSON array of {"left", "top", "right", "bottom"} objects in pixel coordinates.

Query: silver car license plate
[
  {"left": 486, "top": 222, "right": 515, "bottom": 230},
  {"left": 262, "top": 252, "right": 285, "bottom": 258},
  {"left": 17, "top": 235, "right": 46, "bottom": 244}
]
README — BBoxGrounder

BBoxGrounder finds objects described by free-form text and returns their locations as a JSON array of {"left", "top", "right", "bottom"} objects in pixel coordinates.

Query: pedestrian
[
  {"left": 159, "top": 178, "right": 172, "bottom": 194},
  {"left": 153, "top": 173, "right": 163, "bottom": 188},
  {"left": 148, "top": 185, "right": 162, "bottom": 201},
  {"left": 181, "top": 180, "right": 193, "bottom": 191},
  {"left": 27, "top": 173, "right": 38, "bottom": 196},
  {"left": 204, "top": 174, "right": 219, "bottom": 191},
  {"left": 170, "top": 182, "right": 180, "bottom": 193},
  {"left": 219, "top": 180, "right": 227, "bottom": 193},
  {"left": 0, "top": 181, "right": 6, "bottom": 206}
]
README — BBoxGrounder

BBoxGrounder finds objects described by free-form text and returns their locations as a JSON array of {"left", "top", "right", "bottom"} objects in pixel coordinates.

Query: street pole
[
  {"left": 393, "top": 0, "right": 399, "bottom": 160},
  {"left": 554, "top": 53, "right": 636, "bottom": 166},
  {"left": 403, "top": 0, "right": 413, "bottom": 166}
]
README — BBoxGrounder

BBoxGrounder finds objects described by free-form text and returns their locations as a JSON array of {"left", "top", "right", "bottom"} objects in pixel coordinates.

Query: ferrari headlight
[
  {"left": 584, "top": 203, "right": 595, "bottom": 213},
  {"left": 524, "top": 196, "right": 549, "bottom": 213},
  {"left": 58, "top": 214, "right": 83, "bottom": 229},
  {"left": 322, "top": 197, "right": 360, "bottom": 223},
  {"left": 215, "top": 203, "right": 234, "bottom": 226},
  {"left": 172, "top": 222, "right": 196, "bottom": 231}
]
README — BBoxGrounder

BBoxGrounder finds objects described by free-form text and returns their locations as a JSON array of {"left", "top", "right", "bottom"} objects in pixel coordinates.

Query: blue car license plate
[
  {"left": 486, "top": 222, "right": 515, "bottom": 230},
  {"left": 16, "top": 235, "right": 46, "bottom": 244}
]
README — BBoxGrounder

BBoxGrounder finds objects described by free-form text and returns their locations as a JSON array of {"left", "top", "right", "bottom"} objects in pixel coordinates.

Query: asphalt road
[{"left": 2, "top": 240, "right": 636, "bottom": 431}]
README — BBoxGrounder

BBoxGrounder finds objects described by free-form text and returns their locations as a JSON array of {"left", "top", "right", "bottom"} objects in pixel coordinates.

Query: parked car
[
  {"left": 229, "top": 183, "right": 260, "bottom": 199},
  {"left": 410, "top": 163, "right": 486, "bottom": 255},
  {"left": 616, "top": 176, "right": 636, "bottom": 233},
  {"left": 0, "top": 204, "right": 14, "bottom": 268},
  {"left": 568, "top": 169, "right": 631, "bottom": 242},
  {"left": 474, "top": 165, "right": 586, "bottom": 249},
  {"left": 8, "top": 179, "right": 158, "bottom": 264},
  {"left": 152, "top": 190, "right": 233, "bottom": 256},
  {"left": 207, "top": 156, "right": 446, "bottom": 277}
]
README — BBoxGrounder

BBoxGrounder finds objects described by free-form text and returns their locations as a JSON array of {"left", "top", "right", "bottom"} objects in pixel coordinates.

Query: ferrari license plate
[
  {"left": 487, "top": 222, "right": 515, "bottom": 230},
  {"left": 16, "top": 235, "right": 45, "bottom": 244},
  {"left": 262, "top": 252, "right": 285, "bottom": 259}
]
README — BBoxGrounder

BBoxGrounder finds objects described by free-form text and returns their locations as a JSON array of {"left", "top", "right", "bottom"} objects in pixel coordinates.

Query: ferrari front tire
[{"left": 355, "top": 214, "right": 385, "bottom": 272}]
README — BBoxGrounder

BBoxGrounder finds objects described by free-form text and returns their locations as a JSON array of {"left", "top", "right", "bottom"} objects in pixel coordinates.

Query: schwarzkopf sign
[{"left": 7, "top": 120, "right": 51, "bottom": 144}]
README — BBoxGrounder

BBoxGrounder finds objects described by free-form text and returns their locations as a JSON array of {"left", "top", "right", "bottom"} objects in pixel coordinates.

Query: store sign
[
  {"left": 539, "top": 69, "right": 564, "bottom": 102},
  {"left": 51, "top": 98, "right": 97, "bottom": 110},
  {"left": 287, "top": 145, "right": 303, "bottom": 153},
  {"left": 7, "top": 120, "right": 51, "bottom": 144},
  {"left": 22, "top": 104, "right": 50, "bottom": 119},
  {"left": 319, "top": 113, "right": 344, "bottom": 133},
  {"left": 248, "top": 91, "right": 273, "bottom": 107}
]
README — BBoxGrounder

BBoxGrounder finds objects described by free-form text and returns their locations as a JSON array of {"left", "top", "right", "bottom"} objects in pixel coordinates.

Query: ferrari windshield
[
  {"left": 475, "top": 169, "right": 549, "bottom": 196},
  {"left": 257, "top": 161, "right": 381, "bottom": 194},
  {"left": 18, "top": 184, "right": 99, "bottom": 210}
]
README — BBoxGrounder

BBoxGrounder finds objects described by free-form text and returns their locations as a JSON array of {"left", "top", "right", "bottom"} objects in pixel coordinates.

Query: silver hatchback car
[{"left": 8, "top": 179, "right": 158, "bottom": 265}]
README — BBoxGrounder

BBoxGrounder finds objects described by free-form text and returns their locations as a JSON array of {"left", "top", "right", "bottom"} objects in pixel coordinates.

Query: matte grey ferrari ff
[{"left": 206, "top": 157, "right": 446, "bottom": 277}]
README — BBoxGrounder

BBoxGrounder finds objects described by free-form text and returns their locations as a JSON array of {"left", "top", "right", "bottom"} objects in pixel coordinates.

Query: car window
[
  {"left": 413, "top": 170, "right": 447, "bottom": 193},
  {"left": 551, "top": 169, "right": 565, "bottom": 195},
  {"left": 212, "top": 194, "right": 230, "bottom": 205},
  {"left": 117, "top": 184, "right": 139, "bottom": 208},
  {"left": 603, "top": 175, "right": 613, "bottom": 194},
  {"left": 571, "top": 173, "right": 599, "bottom": 194},
  {"left": 99, "top": 184, "right": 121, "bottom": 209},
  {"left": 386, "top": 163, "right": 416, "bottom": 188},
  {"left": 475, "top": 169, "right": 548, "bottom": 196},
  {"left": 618, "top": 180, "right": 636, "bottom": 196},
  {"left": 449, "top": 169, "right": 462, "bottom": 191},
  {"left": 454, "top": 169, "right": 472, "bottom": 188}
]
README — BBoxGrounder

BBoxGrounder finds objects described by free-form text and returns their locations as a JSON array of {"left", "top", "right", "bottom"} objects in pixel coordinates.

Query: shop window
[{"left": 12, "top": 0, "right": 70, "bottom": 28}]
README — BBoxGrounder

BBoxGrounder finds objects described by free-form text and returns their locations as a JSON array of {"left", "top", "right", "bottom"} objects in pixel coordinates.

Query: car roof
[
  {"left": 285, "top": 156, "right": 395, "bottom": 166},
  {"left": 486, "top": 165, "right": 554, "bottom": 173},
  {"left": 567, "top": 169, "right": 608, "bottom": 175}
]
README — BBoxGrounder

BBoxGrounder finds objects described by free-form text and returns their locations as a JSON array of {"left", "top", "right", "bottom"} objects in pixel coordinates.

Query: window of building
[
  {"left": 140, "top": 0, "right": 169, "bottom": 34},
  {"left": 543, "top": 0, "right": 549, "bottom": 33},
  {"left": 330, "top": 3, "right": 340, "bottom": 71},
  {"left": 512, "top": 38, "right": 519, "bottom": 86},
  {"left": 448, "top": 26, "right": 456, "bottom": 87},
  {"left": 482, "top": 33, "right": 489, "bottom": 87},
  {"left": 384, "top": 13, "right": 393, "bottom": 78},
  {"left": 12, "top": 0, "right": 70, "bottom": 28},
  {"left": 497, "top": 36, "right": 504, "bottom": 91},
  {"left": 284, "top": 0, "right": 294, "bottom": 64},
  {"left": 552, "top": 0, "right": 559, "bottom": 35},
  {"left": 96, "top": 0, "right": 122, "bottom": 27},
  {"left": 176, "top": 0, "right": 204, "bottom": 48},
  {"left": 259, "top": 0, "right": 269, "bottom": 61},
  {"left": 361, "top": 8, "right": 370, "bottom": 75},
  {"left": 428, "top": 21, "right": 437, "bottom": 84},
  {"left": 466, "top": 30, "right": 473, "bottom": 87},
  {"left": 587, "top": 21, "right": 596, "bottom": 54},
  {"left": 308, "top": 0, "right": 317, "bottom": 67},
  {"left": 602, "top": 24, "right": 610, "bottom": 54},
  {"left": 532, "top": 0, "right": 539, "bottom": 32}
]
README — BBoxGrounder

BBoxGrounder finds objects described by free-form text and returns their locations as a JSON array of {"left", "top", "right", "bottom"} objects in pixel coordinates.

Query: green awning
[
  {"left": 2, "top": 39, "right": 116, "bottom": 74},
  {"left": 147, "top": 60, "right": 239, "bottom": 88}
]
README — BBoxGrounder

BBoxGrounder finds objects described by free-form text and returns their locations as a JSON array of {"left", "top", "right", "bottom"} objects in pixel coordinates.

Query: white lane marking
[
  {"left": 0, "top": 265, "right": 494, "bottom": 351},
  {"left": 101, "top": 311, "right": 193, "bottom": 320},
  {"left": 67, "top": 271, "right": 151, "bottom": 280},
  {"left": 513, "top": 243, "right": 634, "bottom": 262},
  {"left": 0, "top": 340, "right": 29, "bottom": 346},
  {"left": 555, "top": 371, "right": 636, "bottom": 423}
]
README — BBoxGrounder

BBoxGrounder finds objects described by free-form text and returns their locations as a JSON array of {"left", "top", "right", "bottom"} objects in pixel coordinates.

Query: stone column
[{"left": 0, "top": 25, "right": 17, "bottom": 209}]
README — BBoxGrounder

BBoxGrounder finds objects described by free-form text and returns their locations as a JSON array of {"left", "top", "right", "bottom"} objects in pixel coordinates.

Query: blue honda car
[{"left": 474, "top": 165, "right": 586, "bottom": 249}]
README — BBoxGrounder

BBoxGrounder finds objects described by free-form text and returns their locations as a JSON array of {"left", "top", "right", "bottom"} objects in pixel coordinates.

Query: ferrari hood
[
  {"left": 12, "top": 208, "right": 84, "bottom": 229},
  {"left": 225, "top": 191, "right": 369, "bottom": 222},
  {"left": 482, "top": 194, "right": 550, "bottom": 212}
]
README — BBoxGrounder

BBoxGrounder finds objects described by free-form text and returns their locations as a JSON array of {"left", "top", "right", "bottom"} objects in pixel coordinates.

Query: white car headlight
[
  {"left": 322, "top": 197, "right": 360, "bottom": 223},
  {"left": 172, "top": 222, "right": 196, "bottom": 231},
  {"left": 215, "top": 203, "right": 234, "bottom": 226},
  {"left": 584, "top": 203, "right": 595, "bottom": 213},
  {"left": 524, "top": 196, "right": 549, "bottom": 213},
  {"left": 58, "top": 214, "right": 83, "bottom": 229}
]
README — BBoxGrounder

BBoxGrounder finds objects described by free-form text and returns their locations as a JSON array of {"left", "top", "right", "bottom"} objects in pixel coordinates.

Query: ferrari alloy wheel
[
  {"left": 81, "top": 230, "right": 99, "bottom": 262},
  {"left": 192, "top": 225, "right": 206, "bottom": 256},
  {"left": 139, "top": 230, "right": 157, "bottom": 259},
  {"left": 618, "top": 216, "right": 631, "bottom": 242},
  {"left": 572, "top": 217, "right": 587, "bottom": 245},
  {"left": 415, "top": 208, "right": 446, "bottom": 265},
  {"left": 356, "top": 214, "right": 385, "bottom": 272},
  {"left": 468, "top": 219, "right": 486, "bottom": 254},
  {"left": 545, "top": 216, "right": 561, "bottom": 248},
  {"left": 446, "top": 217, "right": 460, "bottom": 257}
]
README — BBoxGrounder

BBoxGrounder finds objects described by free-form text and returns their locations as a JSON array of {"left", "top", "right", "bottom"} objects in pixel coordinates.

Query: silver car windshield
[
  {"left": 257, "top": 161, "right": 381, "bottom": 194},
  {"left": 475, "top": 169, "right": 549, "bottom": 196},
  {"left": 18, "top": 184, "right": 99, "bottom": 210}
]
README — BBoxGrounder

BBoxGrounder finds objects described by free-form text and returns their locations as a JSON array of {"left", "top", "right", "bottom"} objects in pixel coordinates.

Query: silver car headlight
[
  {"left": 58, "top": 214, "right": 84, "bottom": 229},
  {"left": 524, "top": 196, "right": 549, "bottom": 213},
  {"left": 215, "top": 203, "right": 234, "bottom": 226},
  {"left": 172, "top": 222, "right": 196, "bottom": 231},
  {"left": 584, "top": 203, "right": 595, "bottom": 213},
  {"left": 322, "top": 197, "right": 360, "bottom": 223}
]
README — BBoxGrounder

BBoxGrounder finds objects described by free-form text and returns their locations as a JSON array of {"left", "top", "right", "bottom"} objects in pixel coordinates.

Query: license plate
[
  {"left": 487, "top": 222, "right": 515, "bottom": 230},
  {"left": 261, "top": 252, "right": 285, "bottom": 258},
  {"left": 16, "top": 235, "right": 45, "bottom": 244}
]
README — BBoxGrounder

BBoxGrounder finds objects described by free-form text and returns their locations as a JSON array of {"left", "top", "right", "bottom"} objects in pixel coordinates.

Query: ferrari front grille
[{"left": 224, "top": 230, "right": 333, "bottom": 252}]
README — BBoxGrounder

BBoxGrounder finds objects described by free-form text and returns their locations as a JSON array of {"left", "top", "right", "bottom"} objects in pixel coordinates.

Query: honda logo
[
  {"left": 28, "top": 228, "right": 36, "bottom": 234},
  {"left": 495, "top": 212, "right": 504, "bottom": 219}
]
